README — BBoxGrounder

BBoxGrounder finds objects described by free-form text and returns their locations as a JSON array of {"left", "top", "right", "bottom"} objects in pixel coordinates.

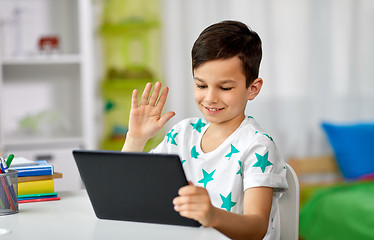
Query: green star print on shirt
[
  {"left": 236, "top": 161, "right": 242, "bottom": 176},
  {"left": 191, "top": 146, "right": 199, "bottom": 159},
  {"left": 198, "top": 169, "right": 216, "bottom": 188},
  {"left": 166, "top": 129, "right": 178, "bottom": 145},
  {"left": 255, "top": 131, "right": 274, "bottom": 142},
  {"left": 190, "top": 119, "right": 206, "bottom": 133},
  {"left": 220, "top": 192, "right": 236, "bottom": 212},
  {"left": 225, "top": 144, "right": 240, "bottom": 160},
  {"left": 252, "top": 151, "right": 273, "bottom": 173}
]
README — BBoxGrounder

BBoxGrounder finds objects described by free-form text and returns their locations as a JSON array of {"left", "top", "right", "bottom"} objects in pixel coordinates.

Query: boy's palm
[{"left": 127, "top": 82, "right": 175, "bottom": 141}]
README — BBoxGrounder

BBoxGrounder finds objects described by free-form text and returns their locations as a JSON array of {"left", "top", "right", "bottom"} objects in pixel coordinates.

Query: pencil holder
[{"left": 0, "top": 170, "right": 19, "bottom": 215}]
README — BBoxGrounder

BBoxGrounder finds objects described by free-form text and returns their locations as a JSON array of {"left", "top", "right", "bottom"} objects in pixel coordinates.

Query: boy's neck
[
  {"left": 201, "top": 114, "right": 245, "bottom": 153},
  {"left": 208, "top": 116, "right": 244, "bottom": 134}
]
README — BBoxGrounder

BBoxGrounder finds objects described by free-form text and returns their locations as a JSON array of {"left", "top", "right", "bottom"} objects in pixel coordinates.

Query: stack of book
[{"left": 9, "top": 157, "right": 62, "bottom": 203}]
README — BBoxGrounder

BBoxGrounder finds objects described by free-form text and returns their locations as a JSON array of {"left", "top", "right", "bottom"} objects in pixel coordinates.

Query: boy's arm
[
  {"left": 173, "top": 185, "right": 273, "bottom": 240},
  {"left": 121, "top": 82, "right": 175, "bottom": 152}
]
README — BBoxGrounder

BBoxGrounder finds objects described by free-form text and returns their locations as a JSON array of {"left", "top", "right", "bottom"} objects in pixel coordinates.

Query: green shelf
[
  {"left": 100, "top": 20, "right": 159, "bottom": 35},
  {"left": 101, "top": 79, "right": 156, "bottom": 91}
]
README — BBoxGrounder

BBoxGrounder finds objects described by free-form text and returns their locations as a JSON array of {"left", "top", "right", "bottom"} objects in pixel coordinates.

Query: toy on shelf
[{"left": 38, "top": 36, "right": 59, "bottom": 54}]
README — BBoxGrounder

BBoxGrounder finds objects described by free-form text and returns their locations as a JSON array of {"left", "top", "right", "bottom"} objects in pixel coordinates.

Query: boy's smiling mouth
[{"left": 204, "top": 106, "right": 225, "bottom": 113}]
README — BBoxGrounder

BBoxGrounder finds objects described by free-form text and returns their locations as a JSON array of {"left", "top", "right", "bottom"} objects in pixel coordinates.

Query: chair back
[{"left": 279, "top": 163, "right": 300, "bottom": 240}]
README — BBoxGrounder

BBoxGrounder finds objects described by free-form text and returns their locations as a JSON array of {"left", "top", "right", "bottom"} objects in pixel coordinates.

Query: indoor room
[{"left": 0, "top": 0, "right": 373, "bottom": 239}]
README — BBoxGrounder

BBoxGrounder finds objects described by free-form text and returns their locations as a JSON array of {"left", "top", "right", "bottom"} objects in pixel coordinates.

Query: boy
[{"left": 122, "top": 20, "right": 288, "bottom": 240}]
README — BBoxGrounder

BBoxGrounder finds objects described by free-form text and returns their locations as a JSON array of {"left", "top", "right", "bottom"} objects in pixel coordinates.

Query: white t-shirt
[{"left": 151, "top": 116, "right": 288, "bottom": 239}]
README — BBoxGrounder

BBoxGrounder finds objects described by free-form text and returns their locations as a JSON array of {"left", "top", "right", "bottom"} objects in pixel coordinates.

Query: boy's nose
[{"left": 205, "top": 89, "right": 219, "bottom": 104}]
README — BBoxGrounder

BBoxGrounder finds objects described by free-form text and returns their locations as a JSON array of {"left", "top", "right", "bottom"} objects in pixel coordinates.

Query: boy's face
[{"left": 193, "top": 56, "right": 253, "bottom": 126}]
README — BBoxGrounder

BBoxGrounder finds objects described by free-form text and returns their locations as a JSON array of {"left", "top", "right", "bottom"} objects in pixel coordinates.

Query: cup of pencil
[{"left": 0, "top": 155, "right": 18, "bottom": 215}]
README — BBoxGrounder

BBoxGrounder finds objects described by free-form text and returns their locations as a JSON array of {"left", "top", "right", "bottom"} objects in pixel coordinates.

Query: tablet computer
[{"left": 72, "top": 150, "right": 200, "bottom": 227}]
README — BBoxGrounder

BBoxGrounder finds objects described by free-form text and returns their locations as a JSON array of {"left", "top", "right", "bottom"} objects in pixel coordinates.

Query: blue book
[{"left": 10, "top": 160, "right": 54, "bottom": 177}]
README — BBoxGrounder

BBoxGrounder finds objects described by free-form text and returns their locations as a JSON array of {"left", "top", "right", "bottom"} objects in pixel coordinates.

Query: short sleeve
[{"left": 242, "top": 135, "right": 288, "bottom": 192}]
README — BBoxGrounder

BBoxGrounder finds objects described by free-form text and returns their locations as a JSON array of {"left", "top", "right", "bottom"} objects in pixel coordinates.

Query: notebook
[{"left": 72, "top": 150, "right": 200, "bottom": 227}]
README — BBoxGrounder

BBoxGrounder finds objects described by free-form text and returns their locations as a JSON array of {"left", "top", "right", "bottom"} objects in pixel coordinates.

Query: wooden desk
[{"left": 0, "top": 190, "right": 228, "bottom": 239}]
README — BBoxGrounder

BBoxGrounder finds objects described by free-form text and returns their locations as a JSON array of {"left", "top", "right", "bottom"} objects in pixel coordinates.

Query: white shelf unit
[
  {"left": 1, "top": 54, "right": 81, "bottom": 65},
  {"left": 0, "top": 0, "right": 95, "bottom": 191}
]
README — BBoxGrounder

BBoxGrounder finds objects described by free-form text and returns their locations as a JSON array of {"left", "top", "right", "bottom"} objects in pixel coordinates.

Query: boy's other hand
[
  {"left": 173, "top": 183, "right": 217, "bottom": 227},
  {"left": 127, "top": 82, "right": 175, "bottom": 141}
]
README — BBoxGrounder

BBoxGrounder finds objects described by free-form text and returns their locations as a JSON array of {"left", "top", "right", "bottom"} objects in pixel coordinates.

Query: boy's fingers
[
  {"left": 175, "top": 202, "right": 204, "bottom": 212},
  {"left": 158, "top": 111, "right": 175, "bottom": 128},
  {"left": 131, "top": 89, "right": 139, "bottom": 109},
  {"left": 177, "top": 210, "right": 200, "bottom": 221},
  {"left": 140, "top": 82, "right": 152, "bottom": 105},
  {"left": 148, "top": 82, "right": 162, "bottom": 106},
  {"left": 173, "top": 195, "right": 202, "bottom": 206},
  {"left": 155, "top": 87, "right": 169, "bottom": 110},
  {"left": 178, "top": 185, "right": 205, "bottom": 195}
]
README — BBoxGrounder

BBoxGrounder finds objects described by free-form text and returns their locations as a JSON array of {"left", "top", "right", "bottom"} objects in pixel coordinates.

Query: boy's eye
[
  {"left": 196, "top": 84, "right": 207, "bottom": 89},
  {"left": 221, "top": 87, "right": 232, "bottom": 91}
]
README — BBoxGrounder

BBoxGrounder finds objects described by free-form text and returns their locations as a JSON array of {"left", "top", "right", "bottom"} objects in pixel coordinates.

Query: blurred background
[
  {"left": 0, "top": 0, "right": 374, "bottom": 238},
  {"left": 0, "top": 0, "right": 373, "bottom": 184}
]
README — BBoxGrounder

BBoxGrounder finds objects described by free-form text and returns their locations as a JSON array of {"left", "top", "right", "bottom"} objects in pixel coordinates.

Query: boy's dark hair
[{"left": 192, "top": 20, "right": 262, "bottom": 88}]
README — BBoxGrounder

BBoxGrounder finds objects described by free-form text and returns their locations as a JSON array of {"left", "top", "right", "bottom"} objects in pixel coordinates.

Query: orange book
[{"left": 18, "top": 172, "right": 62, "bottom": 183}]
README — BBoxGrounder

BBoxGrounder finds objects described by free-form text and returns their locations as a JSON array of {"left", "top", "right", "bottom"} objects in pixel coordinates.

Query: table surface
[{"left": 0, "top": 190, "right": 228, "bottom": 240}]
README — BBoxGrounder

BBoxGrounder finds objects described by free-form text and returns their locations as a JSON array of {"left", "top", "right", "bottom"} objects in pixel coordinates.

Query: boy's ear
[{"left": 247, "top": 78, "right": 263, "bottom": 100}]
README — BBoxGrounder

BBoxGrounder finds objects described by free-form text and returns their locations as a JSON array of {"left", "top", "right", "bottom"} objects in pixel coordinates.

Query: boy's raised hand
[{"left": 124, "top": 82, "right": 175, "bottom": 151}]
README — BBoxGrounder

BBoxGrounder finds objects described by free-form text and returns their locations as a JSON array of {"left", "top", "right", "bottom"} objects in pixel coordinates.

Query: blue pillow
[{"left": 321, "top": 122, "right": 374, "bottom": 180}]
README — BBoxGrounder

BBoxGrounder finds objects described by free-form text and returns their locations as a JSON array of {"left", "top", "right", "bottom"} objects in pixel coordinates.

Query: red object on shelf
[{"left": 38, "top": 36, "right": 59, "bottom": 53}]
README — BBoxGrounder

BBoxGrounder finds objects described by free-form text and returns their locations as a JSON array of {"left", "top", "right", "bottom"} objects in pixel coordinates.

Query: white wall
[{"left": 161, "top": 0, "right": 374, "bottom": 159}]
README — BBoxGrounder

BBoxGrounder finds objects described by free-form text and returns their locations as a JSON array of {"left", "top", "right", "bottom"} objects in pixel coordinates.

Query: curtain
[{"left": 161, "top": 0, "right": 374, "bottom": 160}]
